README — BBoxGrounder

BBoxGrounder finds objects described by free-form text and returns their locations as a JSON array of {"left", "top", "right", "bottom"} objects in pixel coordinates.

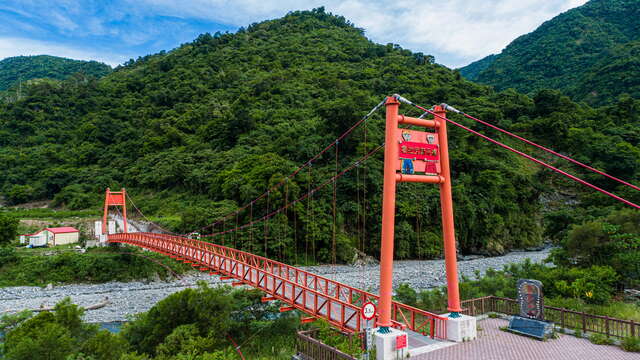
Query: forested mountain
[
  {"left": 0, "top": 8, "right": 638, "bottom": 262},
  {"left": 0, "top": 55, "right": 111, "bottom": 91},
  {"left": 457, "top": 54, "right": 495, "bottom": 80},
  {"left": 460, "top": 0, "right": 640, "bottom": 105}
]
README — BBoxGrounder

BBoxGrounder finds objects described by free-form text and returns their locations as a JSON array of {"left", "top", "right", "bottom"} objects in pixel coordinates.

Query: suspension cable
[
  {"left": 125, "top": 193, "right": 177, "bottom": 235},
  {"left": 264, "top": 192, "right": 270, "bottom": 257},
  {"left": 402, "top": 99, "right": 640, "bottom": 210},
  {"left": 332, "top": 141, "right": 338, "bottom": 267},
  {"left": 440, "top": 103, "right": 640, "bottom": 192},
  {"left": 200, "top": 143, "right": 385, "bottom": 238},
  {"left": 183, "top": 98, "right": 387, "bottom": 236},
  {"left": 305, "top": 166, "right": 311, "bottom": 265}
]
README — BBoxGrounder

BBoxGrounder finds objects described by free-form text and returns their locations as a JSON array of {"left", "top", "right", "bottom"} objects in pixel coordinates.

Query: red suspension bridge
[{"left": 102, "top": 95, "right": 639, "bottom": 348}]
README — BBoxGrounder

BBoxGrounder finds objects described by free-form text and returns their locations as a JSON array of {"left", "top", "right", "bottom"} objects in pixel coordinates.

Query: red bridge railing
[{"left": 108, "top": 232, "right": 447, "bottom": 339}]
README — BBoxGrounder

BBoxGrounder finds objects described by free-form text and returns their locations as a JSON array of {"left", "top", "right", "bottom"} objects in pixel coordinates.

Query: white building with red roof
[{"left": 19, "top": 227, "right": 80, "bottom": 247}]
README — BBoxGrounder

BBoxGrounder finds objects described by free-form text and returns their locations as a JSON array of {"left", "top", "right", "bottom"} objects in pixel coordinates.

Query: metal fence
[
  {"left": 296, "top": 330, "right": 357, "bottom": 360},
  {"left": 461, "top": 296, "right": 639, "bottom": 339}
]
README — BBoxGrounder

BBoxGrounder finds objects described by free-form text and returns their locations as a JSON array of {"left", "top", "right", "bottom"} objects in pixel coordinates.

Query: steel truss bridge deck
[{"left": 108, "top": 232, "right": 447, "bottom": 339}]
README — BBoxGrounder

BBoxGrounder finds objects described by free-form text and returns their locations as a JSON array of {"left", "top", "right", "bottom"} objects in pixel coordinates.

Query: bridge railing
[
  {"left": 461, "top": 296, "right": 638, "bottom": 339},
  {"left": 108, "top": 232, "right": 447, "bottom": 339},
  {"left": 296, "top": 330, "right": 357, "bottom": 360}
]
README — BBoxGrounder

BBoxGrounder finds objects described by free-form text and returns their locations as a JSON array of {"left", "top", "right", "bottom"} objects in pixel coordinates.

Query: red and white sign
[
  {"left": 399, "top": 142, "right": 438, "bottom": 161},
  {"left": 361, "top": 301, "right": 377, "bottom": 320},
  {"left": 396, "top": 334, "right": 407, "bottom": 349},
  {"left": 395, "top": 129, "right": 441, "bottom": 174}
]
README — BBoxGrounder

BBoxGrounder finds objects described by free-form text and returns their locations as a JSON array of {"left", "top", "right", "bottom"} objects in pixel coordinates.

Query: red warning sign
[
  {"left": 396, "top": 334, "right": 407, "bottom": 349},
  {"left": 396, "top": 129, "right": 440, "bottom": 174}
]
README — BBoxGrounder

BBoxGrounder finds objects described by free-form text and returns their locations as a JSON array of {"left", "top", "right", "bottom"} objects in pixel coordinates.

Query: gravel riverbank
[{"left": 0, "top": 248, "right": 551, "bottom": 323}]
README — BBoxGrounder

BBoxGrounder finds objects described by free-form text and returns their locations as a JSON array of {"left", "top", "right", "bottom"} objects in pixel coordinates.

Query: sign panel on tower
[{"left": 396, "top": 129, "right": 440, "bottom": 175}]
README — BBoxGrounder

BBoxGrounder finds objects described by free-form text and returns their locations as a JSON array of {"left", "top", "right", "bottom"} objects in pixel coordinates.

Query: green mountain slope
[
  {"left": 462, "top": 0, "right": 640, "bottom": 105},
  {"left": 458, "top": 54, "right": 496, "bottom": 81},
  {"left": 0, "top": 55, "right": 111, "bottom": 91},
  {"left": 0, "top": 8, "right": 637, "bottom": 260}
]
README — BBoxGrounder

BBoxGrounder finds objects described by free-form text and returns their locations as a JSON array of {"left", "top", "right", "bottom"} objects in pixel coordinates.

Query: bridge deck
[
  {"left": 108, "top": 232, "right": 447, "bottom": 339},
  {"left": 417, "top": 318, "right": 639, "bottom": 360}
]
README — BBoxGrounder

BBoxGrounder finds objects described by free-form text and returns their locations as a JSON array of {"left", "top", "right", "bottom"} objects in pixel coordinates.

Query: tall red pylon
[
  {"left": 377, "top": 96, "right": 461, "bottom": 333},
  {"left": 103, "top": 188, "right": 128, "bottom": 234}
]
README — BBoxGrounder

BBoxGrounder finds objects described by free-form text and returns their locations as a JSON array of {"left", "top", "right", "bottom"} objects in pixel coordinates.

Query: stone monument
[{"left": 508, "top": 279, "right": 554, "bottom": 339}]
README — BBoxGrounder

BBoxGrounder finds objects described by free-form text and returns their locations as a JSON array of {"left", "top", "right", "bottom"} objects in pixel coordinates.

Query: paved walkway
[{"left": 415, "top": 318, "right": 639, "bottom": 360}]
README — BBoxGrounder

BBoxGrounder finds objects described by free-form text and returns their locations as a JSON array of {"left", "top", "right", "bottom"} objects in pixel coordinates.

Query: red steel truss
[{"left": 108, "top": 232, "right": 447, "bottom": 339}]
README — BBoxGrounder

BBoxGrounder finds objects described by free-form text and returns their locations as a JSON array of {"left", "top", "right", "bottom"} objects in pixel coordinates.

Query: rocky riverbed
[{"left": 0, "top": 248, "right": 551, "bottom": 323}]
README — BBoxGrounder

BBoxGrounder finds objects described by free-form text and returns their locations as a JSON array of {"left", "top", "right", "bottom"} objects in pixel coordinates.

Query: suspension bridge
[{"left": 101, "top": 95, "right": 639, "bottom": 358}]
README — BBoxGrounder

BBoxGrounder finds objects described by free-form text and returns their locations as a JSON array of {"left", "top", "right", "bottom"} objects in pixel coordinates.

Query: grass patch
[
  {"left": 589, "top": 333, "right": 615, "bottom": 345},
  {"left": 573, "top": 327, "right": 583, "bottom": 338},
  {"left": 1, "top": 208, "right": 100, "bottom": 220},
  {"left": 621, "top": 337, "right": 640, "bottom": 352},
  {"left": 546, "top": 297, "right": 640, "bottom": 322}
]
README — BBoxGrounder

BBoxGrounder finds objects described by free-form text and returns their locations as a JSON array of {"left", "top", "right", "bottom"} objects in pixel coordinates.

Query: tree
[
  {"left": 0, "top": 213, "right": 18, "bottom": 246},
  {"left": 81, "top": 330, "right": 129, "bottom": 360},
  {"left": 4, "top": 312, "right": 75, "bottom": 360}
]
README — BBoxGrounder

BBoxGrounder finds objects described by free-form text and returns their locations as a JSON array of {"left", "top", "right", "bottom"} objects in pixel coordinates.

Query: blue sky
[{"left": 0, "top": 0, "right": 588, "bottom": 68}]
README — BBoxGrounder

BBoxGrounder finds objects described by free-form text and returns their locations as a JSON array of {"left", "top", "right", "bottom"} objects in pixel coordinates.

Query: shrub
[
  {"left": 3, "top": 184, "right": 36, "bottom": 205},
  {"left": 395, "top": 283, "right": 417, "bottom": 307},
  {"left": 573, "top": 327, "right": 583, "bottom": 338},
  {"left": 589, "top": 333, "right": 614, "bottom": 345},
  {"left": 0, "top": 246, "right": 17, "bottom": 266},
  {"left": 0, "top": 248, "right": 189, "bottom": 287},
  {"left": 621, "top": 337, "right": 640, "bottom": 352},
  {"left": 0, "top": 213, "right": 18, "bottom": 246}
]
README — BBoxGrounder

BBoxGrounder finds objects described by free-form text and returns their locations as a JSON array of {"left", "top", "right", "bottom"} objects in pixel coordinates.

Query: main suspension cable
[
  {"left": 441, "top": 103, "right": 640, "bottom": 192},
  {"left": 400, "top": 99, "right": 640, "bottom": 210}
]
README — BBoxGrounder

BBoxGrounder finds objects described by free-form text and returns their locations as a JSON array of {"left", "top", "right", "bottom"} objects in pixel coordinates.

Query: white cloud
[
  {"left": 0, "top": 37, "right": 125, "bottom": 66},
  {"left": 0, "top": 0, "right": 590, "bottom": 67},
  {"left": 133, "top": 0, "right": 589, "bottom": 67}
]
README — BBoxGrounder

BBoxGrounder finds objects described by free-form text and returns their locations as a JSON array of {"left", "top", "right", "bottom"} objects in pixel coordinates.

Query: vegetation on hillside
[
  {"left": 0, "top": 55, "right": 111, "bottom": 94},
  {"left": 0, "top": 284, "right": 359, "bottom": 359},
  {"left": 0, "top": 246, "right": 189, "bottom": 287},
  {"left": 0, "top": 8, "right": 638, "bottom": 264},
  {"left": 457, "top": 54, "right": 496, "bottom": 80},
  {"left": 0, "top": 214, "right": 18, "bottom": 246},
  {"left": 462, "top": 0, "right": 640, "bottom": 105}
]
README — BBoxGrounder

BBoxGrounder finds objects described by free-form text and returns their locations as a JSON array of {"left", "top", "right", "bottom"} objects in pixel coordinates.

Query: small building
[{"left": 19, "top": 227, "right": 80, "bottom": 247}]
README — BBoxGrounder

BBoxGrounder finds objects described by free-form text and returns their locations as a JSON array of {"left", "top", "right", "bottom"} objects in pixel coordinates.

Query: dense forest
[
  {"left": 0, "top": 8, "right": 638, "bottom": 264},
  {"left": 0, "top": 285, "right": 316, "bottom": 360},
  {"left": 457, "top": 54, "right": 496, "bottom": 81},
  {"left": 461, "top": 0, "right": 640, "bottom": 105},
  {"left": 0, "top": 55, "right": 111, "bottom": 92}
]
